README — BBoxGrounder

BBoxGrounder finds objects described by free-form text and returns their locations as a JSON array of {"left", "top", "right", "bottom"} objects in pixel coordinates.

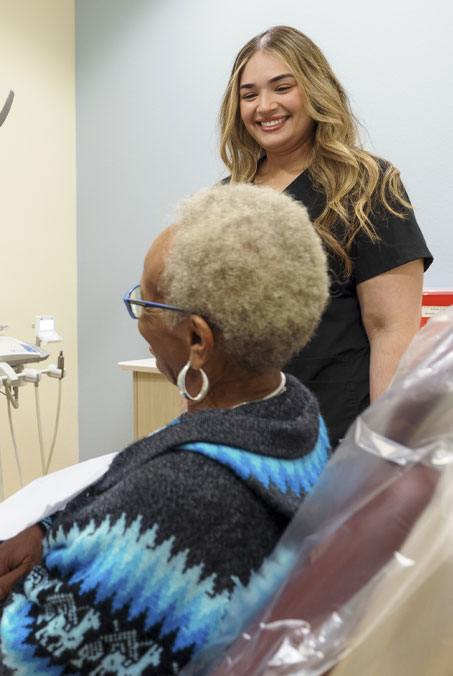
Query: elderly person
[{"left": 0, "top": 184, "right": 329, "bottom": 674}]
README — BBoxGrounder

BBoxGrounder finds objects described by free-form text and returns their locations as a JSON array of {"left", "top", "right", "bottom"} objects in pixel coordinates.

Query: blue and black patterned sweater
[{"left": 0, "top": 375, "right": 329, "bottom": 674}]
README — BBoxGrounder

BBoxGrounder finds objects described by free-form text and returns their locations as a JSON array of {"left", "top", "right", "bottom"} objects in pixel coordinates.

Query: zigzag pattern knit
[{"left": 0, "top": 375, "right": 329, "bottom": 674}]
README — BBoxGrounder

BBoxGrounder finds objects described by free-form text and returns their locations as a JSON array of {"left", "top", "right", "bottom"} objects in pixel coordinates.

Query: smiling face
[{"left": 239, "top": 50, "right": 314, "bottom": 156}]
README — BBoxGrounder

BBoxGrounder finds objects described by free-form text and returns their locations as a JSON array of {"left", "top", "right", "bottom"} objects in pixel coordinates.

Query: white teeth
[{"left": 260, "top": 118, "right": 285, "bottom": 127}]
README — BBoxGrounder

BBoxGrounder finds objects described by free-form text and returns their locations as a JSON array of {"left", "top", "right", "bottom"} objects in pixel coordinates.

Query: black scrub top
[{"left": 284, "top": 169, "right": 433, "bottom": 448}]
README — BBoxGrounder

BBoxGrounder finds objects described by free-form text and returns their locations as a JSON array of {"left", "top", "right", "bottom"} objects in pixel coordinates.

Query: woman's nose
[{"left": 256, "top": 91, "right": 277, "bottom": 115}]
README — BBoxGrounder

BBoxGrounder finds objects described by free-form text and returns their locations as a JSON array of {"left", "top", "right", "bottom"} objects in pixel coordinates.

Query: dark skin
[
  {"left": 138, "top": 226, "right": 283, "bottom": 412},
  {"left": 0, "top": 525, "right": 43, "bottom": 599},
  {"left": 0, "top": 225, "right": 283, "bottom": 600}
]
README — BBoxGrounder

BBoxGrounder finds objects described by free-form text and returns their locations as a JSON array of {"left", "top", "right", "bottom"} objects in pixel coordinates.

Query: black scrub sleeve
[{"left": 352, "top": 183, "right": 433, "bottom": 284}]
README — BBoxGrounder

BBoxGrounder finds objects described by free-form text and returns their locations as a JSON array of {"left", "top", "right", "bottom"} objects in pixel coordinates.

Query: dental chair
[{"left": 184, "top": 308, "right": 453, "bottom": 676}]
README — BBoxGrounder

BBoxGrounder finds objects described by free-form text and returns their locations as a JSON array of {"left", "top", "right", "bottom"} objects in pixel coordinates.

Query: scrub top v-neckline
[{"left": 254, "top": 168, "right": 309, "bottom": 195}]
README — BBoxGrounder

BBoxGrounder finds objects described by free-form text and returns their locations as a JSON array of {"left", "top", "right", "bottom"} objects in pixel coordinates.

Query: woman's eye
[
  {"left": 276, "top": 85, "right": 291, "bottom": 93},
  {"left": 241, "top": 92, "right": 257, "bottom": 101}
]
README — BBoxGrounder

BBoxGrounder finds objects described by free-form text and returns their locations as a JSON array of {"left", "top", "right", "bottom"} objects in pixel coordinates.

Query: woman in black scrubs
[{"left": 219, "top": 26, "right": 432, "bottom": 447}]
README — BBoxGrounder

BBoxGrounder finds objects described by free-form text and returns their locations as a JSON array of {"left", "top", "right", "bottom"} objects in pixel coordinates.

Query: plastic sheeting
[{"left": 183, "top": 307, "right": 453, "bottom": 676}]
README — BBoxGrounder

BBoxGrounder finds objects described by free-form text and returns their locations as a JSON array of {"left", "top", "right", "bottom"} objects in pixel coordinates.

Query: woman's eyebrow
[{"left": 239, "top": 73, "right": 295, "bottom": 90}]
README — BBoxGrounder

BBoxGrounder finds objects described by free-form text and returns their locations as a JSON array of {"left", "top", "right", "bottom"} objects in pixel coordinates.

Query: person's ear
[{"left": 187, "top": 315, "right": 214, "bottom": 369}]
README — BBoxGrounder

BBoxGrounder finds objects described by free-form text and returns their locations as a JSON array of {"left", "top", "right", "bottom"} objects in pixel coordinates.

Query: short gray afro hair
[{"left": 160, "top": 183, "right": 328, "bottom": 371}]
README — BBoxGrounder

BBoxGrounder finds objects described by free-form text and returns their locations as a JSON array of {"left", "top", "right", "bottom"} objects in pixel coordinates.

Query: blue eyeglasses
[{"left": 123, "top": 284, "right": 187, "bottom": 319}]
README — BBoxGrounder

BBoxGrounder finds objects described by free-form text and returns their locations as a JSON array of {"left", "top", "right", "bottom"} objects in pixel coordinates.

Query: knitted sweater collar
[
  {"left": 134, "top": 374, "right": 317, "bottom": 455},
  {"left": 107, "top": 375, "right": 324, "bottom": 483},
  {"left": 87, "top": 375, "right": 329, "bottom": 523}
]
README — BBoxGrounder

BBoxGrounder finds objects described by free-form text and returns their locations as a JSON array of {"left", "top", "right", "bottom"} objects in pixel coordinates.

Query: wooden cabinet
[{"left": 119, "top": 359, "right": 183, "bottom": 439}]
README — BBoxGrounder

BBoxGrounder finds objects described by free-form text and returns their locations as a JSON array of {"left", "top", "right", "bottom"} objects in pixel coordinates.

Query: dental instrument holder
[
  {"left": 35, "top": 315, "right": 62, "bottom": 348},
  {"left": 0, "top": 341, "right": 65, "bottom": 499}
]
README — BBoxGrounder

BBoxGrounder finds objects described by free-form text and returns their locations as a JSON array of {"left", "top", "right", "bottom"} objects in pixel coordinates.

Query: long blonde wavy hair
[{"left": 220, "top": 26, "right": 411, "bottom": 276}]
